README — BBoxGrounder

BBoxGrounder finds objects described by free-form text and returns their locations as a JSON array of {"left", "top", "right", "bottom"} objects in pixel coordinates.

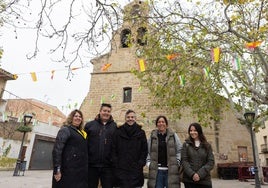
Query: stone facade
[{"left": 80, "top": 0, "right": 253, "bottom": 177}]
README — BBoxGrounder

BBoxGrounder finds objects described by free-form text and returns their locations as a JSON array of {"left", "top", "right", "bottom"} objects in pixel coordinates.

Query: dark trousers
[
  {"left": 88, "top": 167, "right": 113, "bottom": 188},
  {"left": 184, "top": 182, "right": 212, "bottom": 188}
]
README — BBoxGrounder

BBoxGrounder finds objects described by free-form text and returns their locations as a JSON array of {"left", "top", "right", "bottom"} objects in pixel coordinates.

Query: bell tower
[
  {"left": 118, "top": 0, "right": 149, "bottom": 48},
  {"left": 80, "top": 0, "right": 155, "bottom": 125}
]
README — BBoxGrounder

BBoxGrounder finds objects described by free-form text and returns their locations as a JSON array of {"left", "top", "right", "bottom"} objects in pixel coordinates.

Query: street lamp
[
  {"left": 244, "top": 112, "right": 261, "bottom": 188},
  {"left": 13, "top": 114, "right": 33, "bottom": 176}
]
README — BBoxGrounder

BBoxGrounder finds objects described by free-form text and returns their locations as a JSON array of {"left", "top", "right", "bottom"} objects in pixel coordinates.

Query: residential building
[
  {"left": 0, "top": 69, "right": 66, "bottom": 170},
  {"left": 257, "top": 123, "right": 268, "bottom": 166}
]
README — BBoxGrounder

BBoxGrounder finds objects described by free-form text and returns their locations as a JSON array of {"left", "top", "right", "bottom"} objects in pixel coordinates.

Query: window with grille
[{"left": 123, "top": 87, "right": 132, "bottom": 103}]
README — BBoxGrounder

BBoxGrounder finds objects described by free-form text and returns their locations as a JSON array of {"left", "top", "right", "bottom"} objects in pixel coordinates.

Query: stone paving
[{"left": 0, "top": 170, "right": 267, "bottom": 188}]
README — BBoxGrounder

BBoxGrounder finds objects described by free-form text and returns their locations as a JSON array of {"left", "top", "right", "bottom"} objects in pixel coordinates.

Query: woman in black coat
[
  {"left": 112, "top": 109, "right": 148, "bottom": 188},
  {"left": 52, "top": 109, "right": 88, "bottom": 188}
]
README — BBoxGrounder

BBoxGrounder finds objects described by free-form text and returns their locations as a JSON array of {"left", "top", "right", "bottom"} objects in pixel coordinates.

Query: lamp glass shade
[
  {"left": 23, "top": 114, "right": 33, "bottom": 125},
  {"left": 244, "top": 112, "right": 255, "bottom": 124}
]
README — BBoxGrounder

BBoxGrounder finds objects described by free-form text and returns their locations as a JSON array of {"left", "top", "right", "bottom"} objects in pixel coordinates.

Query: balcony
[{"left": 261, "top": 144, "right": 268, "bottom": 153}]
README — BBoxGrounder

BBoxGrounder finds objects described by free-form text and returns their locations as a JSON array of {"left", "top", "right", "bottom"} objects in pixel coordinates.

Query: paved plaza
[{"left": 0, "top": 170, "right": 267, "bottom": 188}]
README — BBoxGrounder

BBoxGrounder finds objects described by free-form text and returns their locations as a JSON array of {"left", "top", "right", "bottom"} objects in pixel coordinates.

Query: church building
[{"left": 80, "top": 0, "right": 253, "bottom": 177}]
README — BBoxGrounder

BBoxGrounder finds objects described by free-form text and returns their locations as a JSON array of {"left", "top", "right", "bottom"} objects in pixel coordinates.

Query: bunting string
[{"left": 9, "top": 67, "right": 84, "bottom": 81}]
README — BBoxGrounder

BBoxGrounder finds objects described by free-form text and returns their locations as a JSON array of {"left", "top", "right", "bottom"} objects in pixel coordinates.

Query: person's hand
[
  {"left": 54, "top": 172, "right": 62, "bottom": 182},
  {"left": 192, "top": 173, "right": 200, "bottom": 182}
]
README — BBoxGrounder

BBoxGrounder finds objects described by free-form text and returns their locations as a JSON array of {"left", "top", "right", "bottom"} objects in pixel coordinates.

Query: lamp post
[
  {"left": 244, "top": 112, "right": 261, "bottom": 188},
  {"left": 13, "top": 114, "right": 33, "bottom": 176}
]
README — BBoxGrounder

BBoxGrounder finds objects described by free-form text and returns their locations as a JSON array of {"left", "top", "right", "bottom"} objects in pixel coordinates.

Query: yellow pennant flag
[
  {"left": 30, "top": 72, "right": 37, "bottom": 82},
  {"left": 0, "top": 49, "right": 3, "bottom": 58},
  {"left": 13, "top": 74, "right": 18, "bottom": 80},
  {"left": 138, "top": 59, "right": 146, "bottom": 72},
  {"left": 211, "top": 47, "right": 220, "bottom": 63},
  {"left": 101, "top": 63, "right": 112, "bottom": 71}
]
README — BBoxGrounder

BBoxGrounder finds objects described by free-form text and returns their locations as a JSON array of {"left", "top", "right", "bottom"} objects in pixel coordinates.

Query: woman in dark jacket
[
  {"left": 52, "top": 109, "right": 88, "bottom": 188},
  {"left": 181, "top": 122, "right": 214, "bottom": 188},
  {"left": 112, "top": 109, "right": 148, "bottom": 188}
]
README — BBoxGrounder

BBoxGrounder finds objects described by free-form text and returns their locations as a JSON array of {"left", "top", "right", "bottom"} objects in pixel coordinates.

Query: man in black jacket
[
  {"left": 112, "top": 109, "right": 148, "bottom": 188},
  {"left": 84, "top": 103, "right": 117, "bottom": 188}
]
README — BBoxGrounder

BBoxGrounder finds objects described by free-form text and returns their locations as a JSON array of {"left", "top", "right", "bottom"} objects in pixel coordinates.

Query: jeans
[{"left": 155, "top": 170, "right": 168, "bottom": 188}]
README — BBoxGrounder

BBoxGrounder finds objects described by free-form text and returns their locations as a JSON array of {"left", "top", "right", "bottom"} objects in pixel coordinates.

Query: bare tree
[
  {"left": 1, "top": 0, "right": 130, "bottom": 78},
  {"left": 0, "top": 121, "right": 21, "bottom": 139}
]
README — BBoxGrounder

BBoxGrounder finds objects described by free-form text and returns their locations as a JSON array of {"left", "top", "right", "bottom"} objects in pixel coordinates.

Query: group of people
[{"left": 52, "top": 103, "right": 215, "bottom": 188}]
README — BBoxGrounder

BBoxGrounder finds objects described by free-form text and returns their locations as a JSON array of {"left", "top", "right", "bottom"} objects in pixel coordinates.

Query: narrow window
[
  {"left": 137, "top": 27, "right": 147, "bottom": 46},
  {"left": 123, "top": 87, "right": 132, "bottom": 103},
  {"left": 121, "top": 29, "right": 131, "bottom": 48}
]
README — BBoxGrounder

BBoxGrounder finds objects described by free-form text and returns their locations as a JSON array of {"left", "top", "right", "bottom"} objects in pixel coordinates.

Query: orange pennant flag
[
  {"left": 30, "top": 72, "right": 37, "bottom": 82},
  {"left": 166, "top": 53, "right": 179, "bottom": 60},
  {"left": 245, "top": 41, "right": 262, "bottom": 49},
  {"left": 71, "top": 67, "right": 80, "bottom": 71},
  {"left": 138, "top": 59, "right": 146, "bottom": 72},
  {"left": 101, "top": 63, "right": 112, "bottom": 71}
]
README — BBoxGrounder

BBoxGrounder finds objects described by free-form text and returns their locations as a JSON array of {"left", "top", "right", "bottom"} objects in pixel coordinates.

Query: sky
[
  {"left": 0, "top": 27, "right": 92, "bottom": 115},
  {"left": 0, "top": 10, "right": 93, "bottom": 116}
]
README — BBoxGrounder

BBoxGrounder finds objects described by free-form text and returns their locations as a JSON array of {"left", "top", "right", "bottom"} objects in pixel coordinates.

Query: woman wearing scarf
[{"left": 112, "top": 109, "right": 148, "bottom": 188}]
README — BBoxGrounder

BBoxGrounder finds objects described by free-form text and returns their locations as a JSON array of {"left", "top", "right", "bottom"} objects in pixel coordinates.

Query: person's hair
[
  {"left": 100, "top": 103, "right": 112, "bottom": 111},
  {"left": 188, "top": 122, "right": 209, "bottom": 149},
  {"left": 125, "top": 109, "right": 135, "bottom": 116},
  {"left": 155, "top": 115, "right": 168, "bottom": 127},
  {"left": 64, "top": 109, "right": 84, "bottom": 130}
]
